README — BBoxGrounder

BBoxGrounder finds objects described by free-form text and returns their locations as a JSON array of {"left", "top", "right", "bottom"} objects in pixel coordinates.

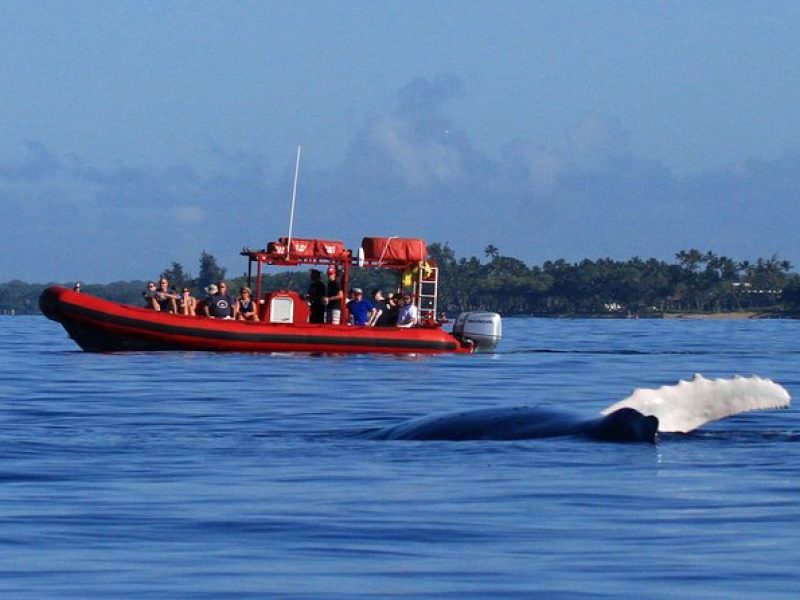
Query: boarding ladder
[{"left": 414, "top": 263, "right": 438, "bottom": 322}]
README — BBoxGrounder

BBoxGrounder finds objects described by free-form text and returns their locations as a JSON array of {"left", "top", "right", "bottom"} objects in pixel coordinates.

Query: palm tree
[{"left": 675, "top": 249, "right": 704, "bottom": 273}]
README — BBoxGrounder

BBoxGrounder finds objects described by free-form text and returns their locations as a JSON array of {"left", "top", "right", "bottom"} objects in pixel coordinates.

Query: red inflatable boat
[{"left": 40, "top": 236, "right": 502, "bottom": 354}]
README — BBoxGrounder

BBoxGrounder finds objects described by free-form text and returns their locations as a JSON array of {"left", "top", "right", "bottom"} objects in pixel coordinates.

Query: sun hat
[{"left": 204, "top": 284, "right": 218, "bottom": 294}]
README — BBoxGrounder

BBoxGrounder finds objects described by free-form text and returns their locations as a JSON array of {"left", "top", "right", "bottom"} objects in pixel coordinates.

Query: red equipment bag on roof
[
  {"left": 361, "top": 237, "right": 427, "bottom": 263},
  {"left": 315, "top": 239, "right": 345, "bottom": 259},
  {"left": 267, "top": 240, "right": 287, "bottom": 256},
  {"left": 278, "top": 237, "right": 315, "bottom": 258}
]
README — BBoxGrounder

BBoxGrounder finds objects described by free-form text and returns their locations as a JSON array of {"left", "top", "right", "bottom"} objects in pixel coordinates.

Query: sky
[{"left": 2, "top": 1, "right": 800, "bottom": 283}]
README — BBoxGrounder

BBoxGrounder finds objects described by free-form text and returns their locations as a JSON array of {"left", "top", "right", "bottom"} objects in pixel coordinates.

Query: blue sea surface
[{"left": 0, "top": 316, "right": 798, "bottom": 598}]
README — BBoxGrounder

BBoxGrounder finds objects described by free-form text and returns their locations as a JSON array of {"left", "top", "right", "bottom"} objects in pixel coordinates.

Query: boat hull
[{"left": 39, "top": 286, "right": 470, "bottom": 354}]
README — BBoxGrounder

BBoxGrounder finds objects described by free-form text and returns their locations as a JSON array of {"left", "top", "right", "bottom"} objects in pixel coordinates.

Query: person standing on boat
[
  {"left": 203, "top": 281, "right": 234, "bottom": 319},
  {"left": 396, "top": 292, "right": 418, "bottom": 328},
  {"left": 323, "top": 266, "right": 343, "bottom": 325},
  {"left": 306, "top": 269, "right": 326, "bottom": 324},
  {"left": 347, "top": 288, "right": 376, "bottom": 326}
]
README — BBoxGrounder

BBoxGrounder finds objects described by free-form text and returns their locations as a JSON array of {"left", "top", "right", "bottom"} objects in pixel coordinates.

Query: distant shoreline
[
  {"left": 3, "top": 245, "right": 800, "bottom": 318},
  {"left": 527, "top": 310, "right": 796, "bottom": 320},
  {"left": 660, "top": 311, "right": 765, "bottom": 320}
]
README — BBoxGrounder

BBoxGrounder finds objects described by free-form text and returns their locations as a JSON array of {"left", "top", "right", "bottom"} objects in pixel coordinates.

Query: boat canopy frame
[{"left": 240, "top": 239, "right": 439, "bottom": 326}]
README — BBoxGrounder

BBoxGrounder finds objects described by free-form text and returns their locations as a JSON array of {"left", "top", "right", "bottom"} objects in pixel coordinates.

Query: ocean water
[{"left": 0, "top": 316, "right": 798, "bottom": 598}]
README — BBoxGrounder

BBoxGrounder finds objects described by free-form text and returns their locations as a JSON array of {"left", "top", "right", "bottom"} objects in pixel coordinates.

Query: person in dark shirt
[
  {"left": 148, "top": 278, "right": 177, "bottom": 313},
  {"left": 143, "top": 281, "right": 158, "bottom": 308},
  {"left": 306, "top": 269, "right": 326, "bottom": 323},
  {"left": 203, "top": 281, "right": 234, "bottom": 319},
  {"left": 368, "top": 289, "right": 387, "bottom": 326},
  {"left": 236, "top": 287, "right": 259, "bottom": 321},
  {"left": 376, "top": 292, "right": 399, "bottom": 326},
  {"left": 323, "top": 266, "right": 343, "bottom": 324}
]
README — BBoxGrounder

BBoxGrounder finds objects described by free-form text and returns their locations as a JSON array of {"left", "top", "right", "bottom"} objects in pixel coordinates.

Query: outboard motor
[{"left": 452, "top": 312, "right": 502, "bottom": 352}]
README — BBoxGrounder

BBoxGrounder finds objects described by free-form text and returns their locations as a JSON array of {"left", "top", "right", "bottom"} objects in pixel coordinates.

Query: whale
[
  {"left": 366, "top": 375, "right": 790, "bottom": 443},
  {"left": 367, "top": 405, "right": 659, "bottom": 443}
]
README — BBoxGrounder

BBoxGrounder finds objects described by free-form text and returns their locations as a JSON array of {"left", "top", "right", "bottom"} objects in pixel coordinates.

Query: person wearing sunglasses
[{"left": 203, "top": 281, "right": 234, "bottom": 319}]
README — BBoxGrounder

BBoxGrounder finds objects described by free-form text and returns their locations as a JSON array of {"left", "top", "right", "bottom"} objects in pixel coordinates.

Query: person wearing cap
[
  {"left": 396, "top": 292, "right": 419, "bottom": 328},
  {"left": 202, "top": 281, "right": 234, "bottom": 319},
  {"left": 323, "top": 266, "right": 343, "bottom": 324},
  {"left": 306, "top": 269, "right": 326, "bottom": 323},
  {"left": 346, "top": 287, "right": 376, "bottom": 326}
]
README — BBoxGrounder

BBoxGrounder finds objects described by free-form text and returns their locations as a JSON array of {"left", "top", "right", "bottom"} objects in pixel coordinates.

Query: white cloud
[
  {"left": 366, "top": 116, "right": 463, "bottom": 187},
  {"left": 3, "top": 76, "right": 800, "bottom": 282}
]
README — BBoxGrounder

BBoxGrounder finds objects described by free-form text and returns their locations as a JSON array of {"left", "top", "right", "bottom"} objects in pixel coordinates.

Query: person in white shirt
[{"left": 396, "top": 292, "right": 418, "bottom": 328}]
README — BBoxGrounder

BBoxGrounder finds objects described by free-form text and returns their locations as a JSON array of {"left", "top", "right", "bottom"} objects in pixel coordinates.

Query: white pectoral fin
[{"left": 601, "top": 374, "right": 791, "bottom": 433}]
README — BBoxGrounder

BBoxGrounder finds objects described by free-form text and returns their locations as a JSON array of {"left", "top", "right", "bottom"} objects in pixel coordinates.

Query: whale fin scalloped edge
[{"left": 600, "top": 374, "right": 791, "bottom": 433}]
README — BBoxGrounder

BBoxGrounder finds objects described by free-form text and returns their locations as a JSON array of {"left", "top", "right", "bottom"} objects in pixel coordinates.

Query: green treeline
[
  {"left": 2, "top": 245, "right": 800, "bottom": 317},
  {"left": 428, "top": 244, "right": 799, "bottom": 316}
]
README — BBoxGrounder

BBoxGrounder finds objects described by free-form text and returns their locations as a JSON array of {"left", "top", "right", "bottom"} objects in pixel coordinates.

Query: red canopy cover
[
  {"left": 270, "top": 238, "right": 346, "bottom": 260},
  {"left": 361, "top": 237, "right": 427, "bottom": 263}
]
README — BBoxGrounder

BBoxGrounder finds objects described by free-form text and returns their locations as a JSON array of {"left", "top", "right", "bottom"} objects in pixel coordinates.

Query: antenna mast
[{"left": 286, "top": 145, "right": 301, "bottom": 258}]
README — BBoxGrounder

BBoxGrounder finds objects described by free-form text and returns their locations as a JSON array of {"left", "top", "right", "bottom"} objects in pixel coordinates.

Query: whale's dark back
[
  {"left": 581, "top": 408, "right": 659, "bottom": 443},
  {"left": 367, "top": 406, "right": 658, "bottom": 443}
]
